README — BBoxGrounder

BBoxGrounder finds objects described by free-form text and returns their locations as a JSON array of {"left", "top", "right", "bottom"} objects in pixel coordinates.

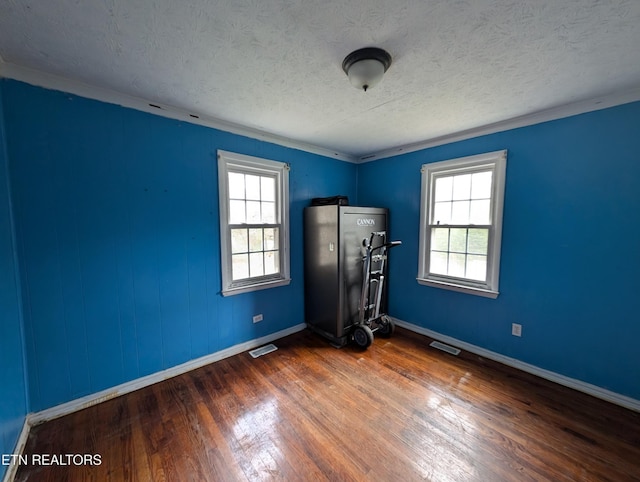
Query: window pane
[
  {"left": 431, "top": 228, "right": 449, "bottom": 251},
  {"left": 449, "top": 253, "right": 466, "bottom": 278},
  {"left": 246, "top": 201, "right": 261, "bottom": 223},
  {"left": 264, "top": 228, "right": 278, "bottom": 250},
  {"left": 264, "top": 251, "right": 279, "bottom": 275},
  {"left": 452, "top": 174, "right": 471, "bottom": 200},
  {"left": 451, "top": 201, "right": 470, "bottom": 224},
  {"left": 471, "top": 171, "right": 492, "bottom": 199},
  {"left": 249, "top": 252, "right": 264, "bottom": 277},
  {"left": 262, "top": 201, "right": 275, "bottom": 224},
  {"left": 231, "top": 229, "right": 248, "bottom": 254},
  {"left": 245, "top": 175, "right": 261, "bottom": 200},
  {"left": 230, "top": 200, "right": 246, "bottom": 224},
  {"left": 466, "top": 255, "right": 487, "bottom": 281},
  {"left": 469, "top": 199, "right": 491, "bottom": 225},
  {"left": 449, "top": 228, "right": 467, "bottom": 253},
  {"left": 232, "top": 254, "right": 249, "bottom": 280},
  {"left": 434, "top": 176, "right": 453, "bottom": 202},
  {"left": 433, "top": 201, "right": 451, "bottom": 224},
  {"left": 248, "top": 228, "right": 263, "bottom": 252},
  {"left": 261, "top": 176, "right": 275, "bottom": 202},
  {"left": 467, "top": 229, "right": 488, "bottom": 255},
  {"left": 430, "top": 251, "right": 448, "bottom": 275},
  {"left": 228, "top": 172, "right": 245, "bottom": 199}
]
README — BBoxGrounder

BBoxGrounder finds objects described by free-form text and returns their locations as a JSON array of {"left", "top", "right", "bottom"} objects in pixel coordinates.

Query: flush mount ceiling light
[{"left": 342, "top": 47, "right": 392, "bottom": 92}]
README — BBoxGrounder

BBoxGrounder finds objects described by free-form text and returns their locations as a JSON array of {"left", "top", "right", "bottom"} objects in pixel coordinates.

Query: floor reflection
[{"left": 232, "top": 397, "right": 282, "bottom": 479}]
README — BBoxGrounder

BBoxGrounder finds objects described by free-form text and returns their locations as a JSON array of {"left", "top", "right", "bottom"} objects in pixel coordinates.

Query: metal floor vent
[
  {"left": 249, "top": 344, "right": 278, "bottom": 358},
  {"left": 429, "top": 341, "right": 461, "bottom": 356}
]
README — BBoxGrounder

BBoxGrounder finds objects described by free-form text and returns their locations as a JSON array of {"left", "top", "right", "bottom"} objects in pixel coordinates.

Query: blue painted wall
[
  {"left": 0, "top": 84, "right": 28, "bottom": 480},
  {"left": 358, "top": 101, "right": 640, "bottom": 400},
  {"left": 2, "top": 80, "right": 357, "bottom": 412},
  {"left": 2, "top": 77, "right": 639, "bottom": 419}
]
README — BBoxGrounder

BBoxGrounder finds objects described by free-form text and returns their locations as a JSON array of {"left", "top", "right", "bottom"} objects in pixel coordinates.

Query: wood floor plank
[{"left": 14, "top": 327, "right": 640, "bottom": 481}]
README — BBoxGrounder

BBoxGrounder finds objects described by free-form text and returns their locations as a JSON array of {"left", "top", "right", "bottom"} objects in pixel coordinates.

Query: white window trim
[
  {"left": 218, "top": 150, "right": 291, "bottom": 296},
  {"left": 417, "top": 150, "right": 507, "bottom": 298}
]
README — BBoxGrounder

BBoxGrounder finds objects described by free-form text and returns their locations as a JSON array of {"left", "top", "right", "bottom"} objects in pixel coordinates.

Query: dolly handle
[
  {"left": 362, "top": 231, "right": 387, "bottom": 248},
  {"left": 371, "top": 240, "right": 402, "bottom": 253}
]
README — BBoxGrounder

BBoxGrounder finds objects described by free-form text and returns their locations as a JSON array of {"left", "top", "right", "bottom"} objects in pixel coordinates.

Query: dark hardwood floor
[{"left": 14, "top": 327, "right": 640, "bottom": 481}]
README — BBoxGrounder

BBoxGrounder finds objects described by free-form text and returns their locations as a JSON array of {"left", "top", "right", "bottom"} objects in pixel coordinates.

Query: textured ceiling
[{"left": 1, "top": 0, "right": 640, "bottom": 160}]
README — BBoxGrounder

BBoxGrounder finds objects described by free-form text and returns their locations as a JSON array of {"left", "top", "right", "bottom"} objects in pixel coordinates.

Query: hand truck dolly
[{"left": 352, "top": 231, "right": 402, "bottom": 349}]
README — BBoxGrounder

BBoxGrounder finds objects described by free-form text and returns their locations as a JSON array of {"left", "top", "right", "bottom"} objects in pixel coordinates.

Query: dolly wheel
[
  {"left": 378, "top": 316, "right": 395, "bottom": 338},
  {"left": 353, "top": 326, "right": 374, "bottom": 349}
]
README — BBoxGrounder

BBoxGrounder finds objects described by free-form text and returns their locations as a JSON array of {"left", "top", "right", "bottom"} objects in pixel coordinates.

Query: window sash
[
  {"left": 228, "top": 170, "right": 279, "bottom": 225},
  {"left": 228, "top": 224, "right": 281, "bottom": 284},
  {"left": 430, "top": 167, "right": 495, "bottom": 226},
  {"left": 426, "top": 225, "right": 494, "bottom": 287}
]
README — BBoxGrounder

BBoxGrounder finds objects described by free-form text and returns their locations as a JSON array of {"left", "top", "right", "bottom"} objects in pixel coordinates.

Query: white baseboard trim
[
  {"left": 29, "top": 323, "right": 306, "bottom": 426},
  {"left": 2, "top": 416, "right": 30, "bottom": 482},
  {"left": 393, "top": 318, "right": 640, "bottom": 413}
]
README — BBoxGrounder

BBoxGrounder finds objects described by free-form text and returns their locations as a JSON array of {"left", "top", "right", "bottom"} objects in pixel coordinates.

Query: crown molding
[
  {"left": 0, "top": 62, "right": 358, "bottom": 163},
  {"left": 2, "top": 61, "right": 639, "bottom": 166},
  {"left": 358, "top": 86, "right": 640, "bottom": 163}
]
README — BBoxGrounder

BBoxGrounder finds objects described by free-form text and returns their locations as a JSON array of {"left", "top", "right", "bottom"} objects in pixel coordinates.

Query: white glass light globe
[{"left": 347, "top": 59, "right": 386, "bottom": 91}]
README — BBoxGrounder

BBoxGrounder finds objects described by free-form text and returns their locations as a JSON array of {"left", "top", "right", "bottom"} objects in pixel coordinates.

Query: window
[
  {"left": 417, "top": 150, "right": 507, "bottom": 298},
  {"left": 218, "top": 150, "right": 290, "bottom": 296}
]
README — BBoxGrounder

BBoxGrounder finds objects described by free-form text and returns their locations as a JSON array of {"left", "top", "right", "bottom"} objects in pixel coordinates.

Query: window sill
[
  {"left": 222, "top": 278, "right": 291, "bottom": 297},
  {"left": 417, "top": 278, "right": 499, "bottom": 299}
]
